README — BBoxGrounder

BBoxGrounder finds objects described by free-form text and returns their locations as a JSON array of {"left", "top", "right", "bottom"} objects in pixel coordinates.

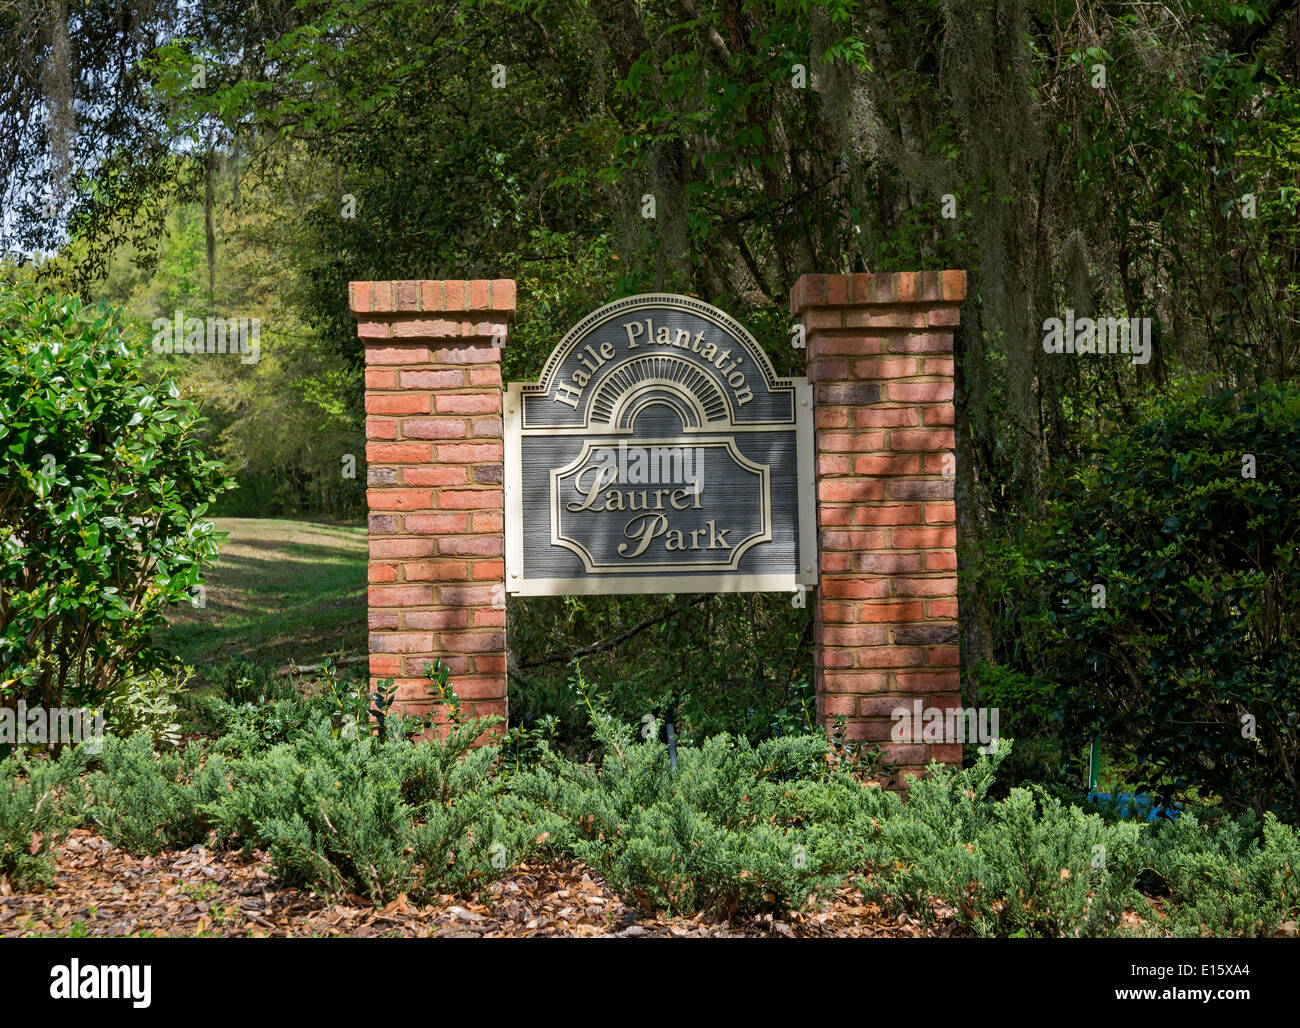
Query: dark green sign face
[{"left": 505, "top": 294, "right": 817, "bottom": 595}]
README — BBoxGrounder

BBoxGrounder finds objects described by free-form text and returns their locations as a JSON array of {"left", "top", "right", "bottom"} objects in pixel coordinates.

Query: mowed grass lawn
[{"left": 155, "top": 518, "right": 367, "bottom": 683}]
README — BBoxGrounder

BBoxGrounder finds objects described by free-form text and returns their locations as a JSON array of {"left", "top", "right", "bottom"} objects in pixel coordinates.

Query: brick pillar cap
[
  {"left": 350, "top": 279, "right": 517, "bottom": 320},
  {"left": 790, "top": 271, "right": 966, "bottom": 315}
]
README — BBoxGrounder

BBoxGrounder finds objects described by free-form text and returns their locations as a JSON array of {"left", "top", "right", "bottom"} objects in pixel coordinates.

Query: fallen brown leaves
[{"left": 0, "top": 828, "right": 965, "bottom": 939}]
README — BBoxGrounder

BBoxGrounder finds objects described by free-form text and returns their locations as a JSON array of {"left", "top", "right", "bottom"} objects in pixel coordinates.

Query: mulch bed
[{"left": 0, "top": 828, "right": 963, "bottom": 938}]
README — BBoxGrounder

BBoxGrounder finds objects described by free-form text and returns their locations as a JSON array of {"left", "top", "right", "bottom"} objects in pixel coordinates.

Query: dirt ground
[{"left": 0, "top": 828, "right": 965, "bottom": 938}]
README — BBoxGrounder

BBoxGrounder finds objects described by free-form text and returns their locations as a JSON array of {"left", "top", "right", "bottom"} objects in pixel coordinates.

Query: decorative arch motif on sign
[{"left": 505, "top": 294, "right": 817, "bottom": 596}]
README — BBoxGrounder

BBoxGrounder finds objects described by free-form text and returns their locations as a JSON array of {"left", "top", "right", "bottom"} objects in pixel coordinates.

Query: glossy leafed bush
[{"left": 0, "top": 281, "right": 231, "bottom": 713}]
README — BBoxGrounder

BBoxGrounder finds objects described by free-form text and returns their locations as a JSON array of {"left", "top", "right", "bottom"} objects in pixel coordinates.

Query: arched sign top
[
  {"left": 518, "top": 294, "right": 797, "bottom": 431},
  {"left": 505, "top": 293, "right": 817, "bottom": 596}
]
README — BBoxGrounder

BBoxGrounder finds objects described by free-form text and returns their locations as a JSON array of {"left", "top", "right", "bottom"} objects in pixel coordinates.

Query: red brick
[
  {"left": 438, "top": 489, "right": 503, "bottom": 509},
  {"left": 820, "top": 529, "right": 889, "bottom": 551},
  {"left": 403, "top": 418, "right": 466, "bottom": 440},
  {"left": 820, "top": 552, "right": 852, "bottom": 573},
  {"left": 855, "top": 504, "right": 922, "bottom": 526},
  {"left": 816, "top": 408, "right": 849, "bottom": 430},
  {"left": 893, "top": 576, "right": 957, "bottom": 597},
  {"left": 818, "top": 479, "right": 885, "bottom": 503},
  {"left": 473, "top": 512, "right": 504, "bottom": 532},
  {"left": 819, "top": 625, "right": 889, "bottom": 647},
  {"left": 406, "top": 513, "right": 470, "bottom": 534},
  {"left": 371, "top": 538, "right": 437, "bottom": 559},
  {"left": 439, "top": 585, "right": 498, "bottom": 605},
  {"left": 367, "top": 489, "right": 432, "bottom": 511},
  {"left": 366, "top": 418, "right": 397, "bottom": 440},
  {"left": 436, "top": 393, "right": 500, "bottom": 414},
  {"left": 456, "top": 631, "right": 506, "bottom": 652},
  {"left": 926, "top": 551, "right": 958, "bottom": 572},
  {"left": 404, "top": 609, "right": 468, "bottom": 630},
  {"left": 857, "top": 601, "right": 926, "bottom": 623},
  {"left": 404, "top": 466, "right": 468, "bottom": 486},
  {"left": 854, "top": 454, "right": 921, "bottom": 476},
  {"left": 447, "top": 676, "right": 507, "bottom": 700},
  {"left": 818, "top": 431, "right": 888, "bottom": 453},
  {"left": 366, "top": 345, "right": 431, "bottom": 365},
  {"left": 896, "top": 672, "right": 958, "bottom": 692},
  {"left": 439, "top": 536, "right": 503, "bottom": 557},
  {"left": 490, "top": 279, "right": 516, "bottom": 309},
  {"left": 369, "top": 585, "right": 433, "bottom": 606},
  {"left": 368, "top": 563, "right": 398, "bottom": 583},
  {"left": 406, "top": 560, "right": 470, "bottom": 580},
  {"left": 401, "top": 369, "right": 465, "bottom": 389},
  {"left": 365, "top": 368, "right": 397, "bottom": 389},
  {"left": 851, "top": 356, "right": 919, "bottom": 379},
  {"left": 437, "top": 442, "right": 503, "bottom": 463},
  {"left": 857, "top": 647, "right": 928, "bottom": 669},
  {"left": 854, "top": 407, "right": 919, "bottom": 428},
  {"left": 819, "top": 578, "right": 888, "bottom": 599},
  {"left": 808, "top": 334, "right": 883, "bottom": 359},
  {"left": 888, "top": 381, "right": 953, "bottom": 404},
  {"left": 367, "top": 442, "right": 432, "bottom": 464},
  {"left": 890, "top": 429, "right": 955, "bottom": 452},
  {"left": 925, "top": 501, "right": 956, "bottom": 523},
  {"left": 893, "top": 527, "right": 956, "bottom": 548},
  {"left": 370, "top": 654, "right": 401, "bottom": 676},
  {"left": 820, "top": 671, "right": 889, "bottom": 693},
  {"left": 369, "top": 632, "right": 435, "bottom": 653},
  {"left": 856, "top": 552, "right": 923, "bottom": 574},
  {"left": 472, "top": 559, "right": 505, "bottom": 580}
]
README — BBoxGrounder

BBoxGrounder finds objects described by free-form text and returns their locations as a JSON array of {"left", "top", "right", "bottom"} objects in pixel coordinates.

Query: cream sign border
[{"left": 505, "top": 294, "right": 819, "bottom": 596}]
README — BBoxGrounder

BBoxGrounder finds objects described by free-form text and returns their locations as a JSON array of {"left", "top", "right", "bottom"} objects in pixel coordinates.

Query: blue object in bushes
[{"left": 1087, "top": 791, "right": 1183, "bottom": 822}]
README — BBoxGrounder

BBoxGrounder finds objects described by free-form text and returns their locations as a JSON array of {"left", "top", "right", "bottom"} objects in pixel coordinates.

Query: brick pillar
[
  {"left": 792, "top": 271, "right": 965, "bottom": 783},
  {"left": 349, "top": 279, "right": 514, "bottom": 733}
]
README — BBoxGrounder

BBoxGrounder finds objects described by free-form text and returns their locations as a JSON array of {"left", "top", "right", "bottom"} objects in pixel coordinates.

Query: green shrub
[
  {"left": 200, "top": 694, "right": 332, "bottom": 757},
  {"left": 987, "top": 382, "right": 1300, "bottom": 817},
  {"left": 210, "top": 718, "right": 534, "bottom": 904},
  {"left": 1144, "top": 810, "right": 1300, "bottom": 937},
  {"left": 104, "top": 666, "right": 186, "bottom": 750},
  {"left": 510, "top": 674, "right": 885, "bottom": 918},
  {"left": 85, "top": 734, "right": 229, "bottom": 855},
  {"left": 217, "top": 658, "right": 297, "bottom": 706},
  {"left": 0, "top": 747, "right": 85, "bottom": 888},
  {"left": 862, "top": 746, "right": 1146, "bottom": 937},
  {"left": 0, "top": 283, "right": 232, "bottom": 713}
]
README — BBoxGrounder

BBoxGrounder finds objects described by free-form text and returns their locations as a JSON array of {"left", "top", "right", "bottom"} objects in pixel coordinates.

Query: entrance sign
[{"left": 505, "top": 294, "right": 816, "bottom": 595}]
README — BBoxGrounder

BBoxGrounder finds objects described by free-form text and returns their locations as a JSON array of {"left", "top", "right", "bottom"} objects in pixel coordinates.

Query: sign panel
[{"left": 505, "top": 294, "right": 816, "bottom": 595}]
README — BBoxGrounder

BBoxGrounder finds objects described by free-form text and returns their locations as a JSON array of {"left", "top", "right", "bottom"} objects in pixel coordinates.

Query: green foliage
[
  {"left": 209, "top": 719, "right": 533, "bottom": 904},
  {"left": 862, "top": 745, "right": 1147, "bottom": 937},
  {"left": 511, "top": 675, "right": 883, "bottom": 918},
  {"left": 217, "top": 658, "right": 297, "bottom": 706},
  {"left": 103, "top": 666, "right": 187, "bottom": 750},
  {"left": 509, "top": 594, "right": 814, "bottom": 755},
  {"left": 0, "top": 748, "right": 85, "bottom": 888},
  {"left": 85, "top": 734, "right": 229, "bottom": 856},
  {"left": 1144, "top": 810, "right": 1300, "bottom": 937},
  {"left": 0, "top": 281, "right": 232, "bottom": 711},
  {"left": 993, "top": 384, "right": 1300, "bottom": 817}
]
